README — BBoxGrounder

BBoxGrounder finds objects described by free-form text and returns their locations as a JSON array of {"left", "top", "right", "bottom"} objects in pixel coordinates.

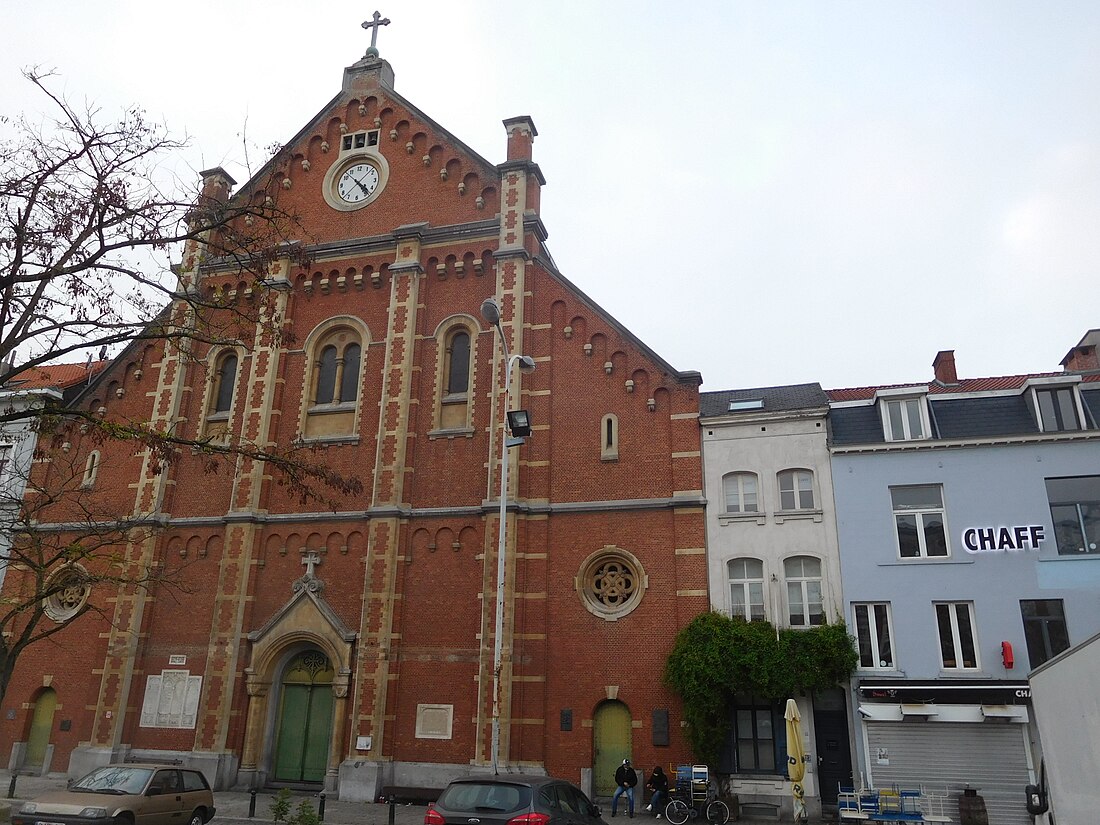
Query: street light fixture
[{"left": 480, "top": 296, "right": 535, "bottom": 775}]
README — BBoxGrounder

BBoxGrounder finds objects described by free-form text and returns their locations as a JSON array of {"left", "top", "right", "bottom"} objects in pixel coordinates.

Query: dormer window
[
  {"left": 1035, "top": 386, "right": 1082, "bottom": 432},
  {"left": 728, "top": 399, "right": 763, "bottom": 412},
  {"left": 875, "top": 388, "right": 930, "bottom": 442}
]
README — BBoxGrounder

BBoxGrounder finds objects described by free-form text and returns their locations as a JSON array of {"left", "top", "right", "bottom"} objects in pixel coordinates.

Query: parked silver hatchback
[{"left": 12, "top": 764, "right": 216, "bottom": 825}]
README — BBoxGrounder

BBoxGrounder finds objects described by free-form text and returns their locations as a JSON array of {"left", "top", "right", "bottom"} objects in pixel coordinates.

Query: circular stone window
[
  {"left": 577, "top": 546, "right": 646, "bottom": 620},
  {"left": 43, "top": 565, "right": 91, "bottom": 622}
]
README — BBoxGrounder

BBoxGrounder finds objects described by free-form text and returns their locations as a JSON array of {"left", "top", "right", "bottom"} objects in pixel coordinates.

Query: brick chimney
[
  {"left": 198, "top": 167, "right": 236, "bottom": 205},
  {"left": 503, "top": 116, "right": 537, "bottom": 162},
  {"left": 1061, "top": 335, "right": 1100, "bottom": 373},
  {"left": 933, "top": 350, "right": 958, "bottom": 385}
]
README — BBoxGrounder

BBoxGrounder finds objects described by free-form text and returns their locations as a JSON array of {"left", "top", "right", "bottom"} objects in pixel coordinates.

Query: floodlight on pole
[{"left": 480, "top": 296, "right": 535, "bottom": 776}]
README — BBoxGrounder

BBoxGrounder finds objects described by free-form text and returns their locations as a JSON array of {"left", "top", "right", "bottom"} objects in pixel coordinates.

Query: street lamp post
[{"left": 480, "top": 297, "right": 535, "bottom": 776}]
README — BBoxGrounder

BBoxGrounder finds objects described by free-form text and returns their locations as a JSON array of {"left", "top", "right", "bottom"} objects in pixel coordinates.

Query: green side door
[
  {"left": 273, "top": 651, "right": 335, "bottom": 783},
  {"left": 594, "top": 700, "right": 632, "bottom": 797}
]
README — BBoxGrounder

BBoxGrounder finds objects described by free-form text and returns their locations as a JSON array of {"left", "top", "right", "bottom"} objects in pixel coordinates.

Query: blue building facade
[{"left": 828, "top": 337, "right": 1100, "bottom": 825}]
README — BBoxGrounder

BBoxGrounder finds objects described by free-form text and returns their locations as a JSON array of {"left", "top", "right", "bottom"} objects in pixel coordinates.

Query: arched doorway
[
  {"left": 593, "top": 700, "right": 632, "bottom": 797},
  {"left": 272, "top": 649, "right": 335, "bottom": 784},
  {"left": 24, "top": 688, "right": 57, "bottom": 770}
]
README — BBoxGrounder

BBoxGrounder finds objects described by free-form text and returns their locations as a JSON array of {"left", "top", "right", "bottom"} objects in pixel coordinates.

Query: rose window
[{"left": 578, "top": 547, "right": 646, "bottom": 620}]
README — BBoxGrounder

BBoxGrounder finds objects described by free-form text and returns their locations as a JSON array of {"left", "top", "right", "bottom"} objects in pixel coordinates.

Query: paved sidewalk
[{"left": 0, "top": 772, "right": 430, "bottom": 825}]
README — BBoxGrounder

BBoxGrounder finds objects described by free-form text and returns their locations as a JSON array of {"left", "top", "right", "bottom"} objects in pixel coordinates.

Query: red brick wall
[{"left": 0, "top": 81, "right": 707, "bottom": 779}]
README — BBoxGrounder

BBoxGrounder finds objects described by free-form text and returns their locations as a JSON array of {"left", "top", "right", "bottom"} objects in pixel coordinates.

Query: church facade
[{"left": 0, "top": 41, "right": 707, "bottom": 800}]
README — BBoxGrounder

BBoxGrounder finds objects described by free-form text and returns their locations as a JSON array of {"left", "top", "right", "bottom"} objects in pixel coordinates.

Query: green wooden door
[
  {"left": 24, "top": 688, "right": 56, "bottom": 768},
  {"left": 593, "top": 700, "right": 632, "bottom": 796},
  {"left": 273, "top": 651, "right": 334, "bottom": 783}
]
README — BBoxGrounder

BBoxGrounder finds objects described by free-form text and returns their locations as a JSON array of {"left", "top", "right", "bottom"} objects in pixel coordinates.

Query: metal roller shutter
[{"left": 865, "top": 721, "right": 1031, "bottom": 825}]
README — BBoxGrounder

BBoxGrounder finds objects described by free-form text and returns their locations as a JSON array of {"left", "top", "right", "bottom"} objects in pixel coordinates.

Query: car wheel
[
  {"left": 187, "top": 809, "right": 205, "bottom": 825},
  {"left": 664, "top": 800, "right": 690, "bottom": 825}
]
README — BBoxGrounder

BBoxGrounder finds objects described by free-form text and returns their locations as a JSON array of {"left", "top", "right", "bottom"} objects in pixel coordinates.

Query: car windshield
[
  {"left": 71, "top": 767, "right": 153, "bottom": 794},
  {"left": 436, "top": 782, "right": 530, "bottom": 813}
]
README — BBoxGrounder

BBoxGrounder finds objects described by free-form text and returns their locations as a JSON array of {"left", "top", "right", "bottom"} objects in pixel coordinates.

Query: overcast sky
[{"left": 4, "top": 1, "right": 1098, "bottom": 391}]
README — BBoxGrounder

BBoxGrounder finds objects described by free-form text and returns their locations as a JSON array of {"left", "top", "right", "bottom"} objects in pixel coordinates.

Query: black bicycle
[{"left": 662, "top": 777, "right": 729, "bottom": 825}]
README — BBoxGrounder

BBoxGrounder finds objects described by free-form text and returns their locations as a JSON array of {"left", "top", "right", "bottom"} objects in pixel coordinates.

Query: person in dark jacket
[
  {"left": 611, "top": 758, "right": 638, "bottom": 817},
  {"left": 645, "top": 766, "right": 669, "bottom": 818}
]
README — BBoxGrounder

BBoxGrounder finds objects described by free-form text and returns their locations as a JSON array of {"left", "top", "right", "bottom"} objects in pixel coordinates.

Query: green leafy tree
[{"left": 664, "top": 612, "right": 858, "bottom": 765}]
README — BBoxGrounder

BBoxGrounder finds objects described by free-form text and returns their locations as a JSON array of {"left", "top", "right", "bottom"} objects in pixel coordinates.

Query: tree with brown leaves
[{"left": 0, "top": 71, "right": 361, "bottom": 705}]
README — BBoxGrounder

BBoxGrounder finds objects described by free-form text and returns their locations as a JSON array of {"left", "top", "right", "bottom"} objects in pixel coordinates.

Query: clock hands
[
  {"left": 350, "top": 173, "right": 373, "bottom": 196},
  {"left": 336, "top": 164, "right": 380, "bottom": 205}
]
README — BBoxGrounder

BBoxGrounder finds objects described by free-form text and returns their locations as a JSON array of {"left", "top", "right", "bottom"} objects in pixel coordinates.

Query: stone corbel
[{"left": 245, "top": 673, "right": 271, "bottom": 698}]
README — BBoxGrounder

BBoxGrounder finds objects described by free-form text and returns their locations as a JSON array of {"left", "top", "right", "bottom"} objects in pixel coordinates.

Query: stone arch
[
  {"left": 459, "top": 526, "right": 478, "bottom": 553},
  {"left": 410, "top": 528, "right": 431, "bottom": 564},
  {"left": 241, "top": 582, "right": 357, "bottom": 790}
]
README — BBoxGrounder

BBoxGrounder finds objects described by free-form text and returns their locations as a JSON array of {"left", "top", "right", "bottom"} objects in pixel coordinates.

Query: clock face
[{"left": 336, "top": 162, "right": 380, "bottom": 204}]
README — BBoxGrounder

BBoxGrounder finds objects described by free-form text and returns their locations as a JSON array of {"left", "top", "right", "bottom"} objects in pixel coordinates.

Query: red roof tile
[
  {"left": 827, "top": 370, "right": 1100, "bottom": 402},
  {"left": 5, "top": 360, "right": 109, "bottom": 391}
]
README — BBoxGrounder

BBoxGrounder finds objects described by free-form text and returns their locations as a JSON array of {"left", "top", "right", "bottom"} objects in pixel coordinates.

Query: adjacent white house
[
  {"left": 699, "top": 383, "right": 850, "bottom": 821},
  {"left": 0, "top": 361, "right": 107, "bottom": 591}
]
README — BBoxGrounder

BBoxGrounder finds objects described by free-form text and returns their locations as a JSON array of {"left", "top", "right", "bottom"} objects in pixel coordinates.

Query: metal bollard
[
  {"left": 388, "top": 795, "right": 396, "bottom": 825},
  {"left": 248, "top": 789, "right": 257, "bottom": 818},
  {"left": 318, "top": 791, "right": 326, "bottom": 822},
  {"left": 7, "top": 774, "right": 16, "bottom": 800}
]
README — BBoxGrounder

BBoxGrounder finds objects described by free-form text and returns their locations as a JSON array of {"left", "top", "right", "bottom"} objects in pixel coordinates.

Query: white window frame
[
  {"left": 723, "top": 472, "right": 759, "bottom": 514},
  {"left": 784, "top": 556, "right": 824, "bottom": 627},
  {"left": 934, "top": 601, "right": 979, "bottom": 671},
  {"left": 1029, "top": 383, "right": 1085, "bottom": 433},
  {"left": 777, "top": 469, "right": 815, "bottom": 511},
  {"left": 880, "top": 396, "right": 930, "bottom": 441},
  {"left": 81, "top": 450, "right": 100, "bottom": 489},
  {"left": 600, "top": 413, "right": 619, "bottom": 461},
  {"left": 853, "top": 602, "right": 896, "bottom": 670},
  {"left": 728, "top": 558, "right": 766, "bottom": 621},
  {"left": 890, "top": 484, "right": 950, "bottom": 559}
]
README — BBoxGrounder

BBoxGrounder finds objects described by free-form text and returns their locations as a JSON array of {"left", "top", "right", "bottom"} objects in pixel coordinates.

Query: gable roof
[
  {"left": 700, "top": 383, "right": 828, "bottom": 418},
  {"left": 828, "top": 370, "right": 1100, "bottom": 446},
  {"left": 826, "top": 371, "right": 1099, "bottom": 403},
  {"left": 4, "top": 361, "right": 108, "bottom": 391},
  {"left": 231, "top": 58, "right": 498, "bottom": 208}
]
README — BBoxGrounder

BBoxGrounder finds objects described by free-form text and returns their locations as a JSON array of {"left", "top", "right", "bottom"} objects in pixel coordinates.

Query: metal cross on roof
[{"left": 362, "top": 10, "right": 391, "bottom": 58}]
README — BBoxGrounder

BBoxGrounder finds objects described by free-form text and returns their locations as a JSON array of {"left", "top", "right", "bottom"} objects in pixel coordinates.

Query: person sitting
[
  {"left": 611, "top": 758, "right": 638, "bottom": 818},
  {"left": 645, "top": 766, "right": 669, "bottom": 819}
]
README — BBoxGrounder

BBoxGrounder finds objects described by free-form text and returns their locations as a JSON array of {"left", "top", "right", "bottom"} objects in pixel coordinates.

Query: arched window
[
  {"left": 439, "top": 326, "right": 474, "bottom": 431},
  {"left": 784, "top": 556, "right": 824, "bottom": 626},
  {"left": 304, "top": 325, "right": 365, "bottom": 439},
  {"left": 601, "top": 413, "right": 619, "bottom": 461},
  {"left": 777, "top": 469, "right": 815, "bottom": 511},
  {"left": 339, "top": 343, "right": 361, "bottom": 403},
  {"left": 310, "top": 336, "right": 362, "bottom": 407},
  {"left": 315, "top": 345, "right": 338, "bottom": 404},
  {"left": 446, "top": 331, "right": 470, "bottom": 395},
  {"left": 81, "top": 451, "right": 100, "bottom": 488},
  {"left": 723, "top": 472, "right": 759, "bottom": 513},
  {"left": 727, "top": 558, "right": 765, "bottom": 621},
  {"left": 213, "top": 352, "right": 238, "bottom": 414},
  {"left": 203, "top": 349, "right": 240, "bottom": 441}
]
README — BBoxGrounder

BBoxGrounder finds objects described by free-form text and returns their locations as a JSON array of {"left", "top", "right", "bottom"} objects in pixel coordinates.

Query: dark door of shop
[{"left": 812, "top": 688, "right": 853, "bottom": 806}]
